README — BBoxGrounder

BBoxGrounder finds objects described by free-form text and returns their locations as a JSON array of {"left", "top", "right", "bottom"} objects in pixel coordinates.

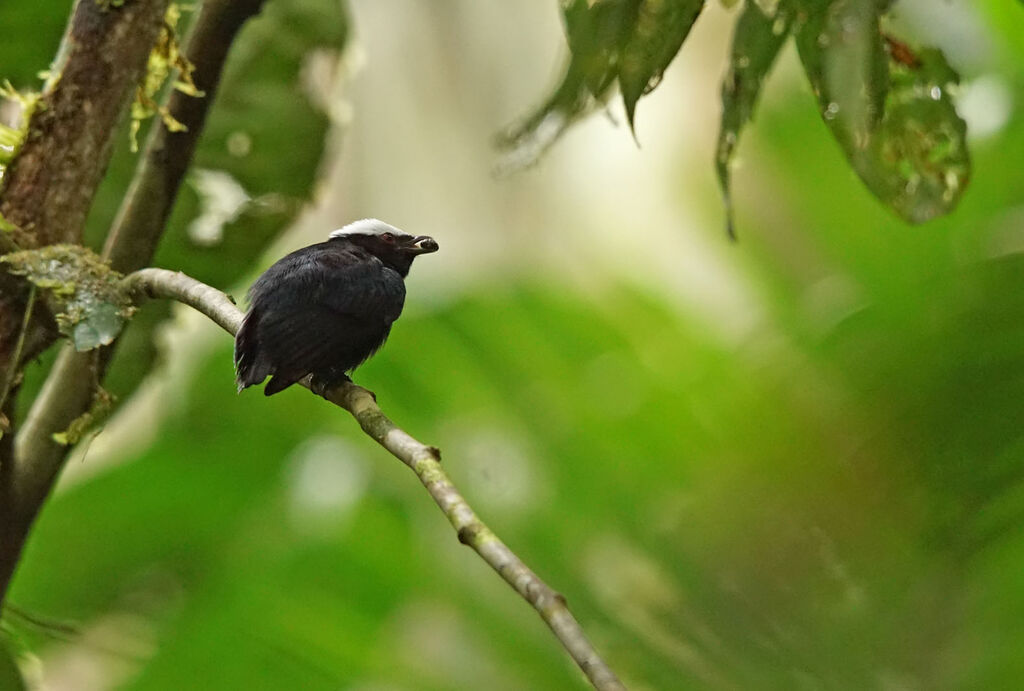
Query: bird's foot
[{"left": 310, "top": 373, "right": 351, "bottom": 398}]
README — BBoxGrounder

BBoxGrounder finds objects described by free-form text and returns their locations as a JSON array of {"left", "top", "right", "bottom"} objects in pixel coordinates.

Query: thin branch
[
  {"left": 12, "top": 350, "right": 99, "bottom": 511},
  {"left": 0, "top": 286, "right": 35, "bottom": 423},
  {"left": 2, "top": 602, "right": 82, "bottom": 639},
  {"left": 123, "top": 267, "right": 627, "bottom": 691},
  {"left": 103, "top": 0, "right": 268, "bottom": 274}
]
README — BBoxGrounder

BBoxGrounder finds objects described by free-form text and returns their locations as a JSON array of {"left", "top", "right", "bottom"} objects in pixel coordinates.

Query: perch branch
[{"left": 124, "top": 267, "right": 626, "bottom": 691}]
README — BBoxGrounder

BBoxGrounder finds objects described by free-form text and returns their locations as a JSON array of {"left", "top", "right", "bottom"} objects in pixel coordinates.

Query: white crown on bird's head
[{"left": 329, "top": 218, "right": 407, "bottom": 239}]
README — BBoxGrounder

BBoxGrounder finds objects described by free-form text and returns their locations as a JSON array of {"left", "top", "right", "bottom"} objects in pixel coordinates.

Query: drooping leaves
[
  {"left": 504, "top": 0, "right": 972, "bottom": 230},
  {"left": 498, "top": 0, "right": 704, "bottom": 169},
  {"left": 565, "top": 0, "right": 640, "bottom": 97},
  {"left": 498, "top": 0, "right": 637, "bottom": 170},
  {"left": 795, "top": 2, "right": 969, "bottom": 223},
  {"left": 619, "top": 0, "right": 704, "bottom": 133},
  {"left": 716, "top": 0, "right": 793, "bottom": 238}
]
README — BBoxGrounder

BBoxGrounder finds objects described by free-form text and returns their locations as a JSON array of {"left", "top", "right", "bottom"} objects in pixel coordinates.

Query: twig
[
  {"left": 0, "top": 286, "right": 35, "bottom": 425},
  {"left": 2, "top": 602, "right": 81, "bottom": 639},
  {"left": 124, "top": 267, "right": 627, "bottom": 691},
  {"left": 103, "top": 0, "right": 268, "bottom": 274}
]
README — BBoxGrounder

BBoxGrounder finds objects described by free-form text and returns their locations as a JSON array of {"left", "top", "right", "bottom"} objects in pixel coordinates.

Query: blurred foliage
[
  {"left": 2, "top": 0, "right": 1024, "bottom": 689},
  {"left": 0, "top": 2, "right": 67, "bottom": 89},
  {"left": 506, "top": 0, "right": 973, "bottom": 232},
  {"left": 0, "top": 643, "right": 24, "bottom": 691}
]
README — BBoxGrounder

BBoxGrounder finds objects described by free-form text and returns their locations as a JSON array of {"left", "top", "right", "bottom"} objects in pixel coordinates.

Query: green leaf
[
  {"left": 565, "top": 0, "right": 641, "bottom": 97},
  {"left": 0, "top": 642, "right": 25, "bottom": 691},
  {"left": 864, "top": 46, "right": 970, "bottom": 223},
  {"left": 497, "top": 0, "right": 640, "bottom": 170},
  {"left": 795, "top": 0, "right": 888, "bottom": 152},
  {"left": 500, "top": 0, "right": 706, "bottom": 167},
  {"left": 716, "top": 0, "right": 793, "bottom": 238},
  {"left": 795, "top": 2, "right": 968, "bottom": 223},
  {"left": 619, "top": 0, "right": 705, "bottom": 134}
]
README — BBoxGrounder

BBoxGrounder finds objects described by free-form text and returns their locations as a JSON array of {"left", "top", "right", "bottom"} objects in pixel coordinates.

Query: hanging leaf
[
  {"left": 795, "top": 0, "right": 888, "bottom": 154},
  {"left": 795, "top": 1, "right": 968, "bottom": 223},
  {"left": 567, "top": 0, "right": 641, "bottom": 96},
  {"left": 863, "top": 45, "right": 970, "bottom": 222},
  {"left": 497, "top": 0, "right": 640, "bottom": 170},
  {"left": 716, "top": 0, "right": 794, "bottom": 238},
  {"left": 619, "top": 0, "right": 705, "bottom": 134},
  {"left": 499, "top": 0, "right": 712, "bottom": 168}
]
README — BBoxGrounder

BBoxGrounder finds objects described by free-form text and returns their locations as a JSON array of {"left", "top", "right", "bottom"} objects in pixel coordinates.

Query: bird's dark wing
[
  {"left": 256, "top": 305, "right": 382, "bottom": 395},
  {"left": 248, "top": 242, "right": 406, "bottom": 323},
  {"left": 235, "top": 242, "right": 406, "bottom": 395}
]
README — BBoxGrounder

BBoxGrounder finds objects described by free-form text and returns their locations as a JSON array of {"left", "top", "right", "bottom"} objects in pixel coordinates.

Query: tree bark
[
  {"left": 0, "top": 0, "right": 171, "bottom": 604},
  {"left": 0, "top": 0, "right": 170, "bottom": 249},
  {"left": 0, "top": 0, "right": 266, "bottom": 607},
  {"left": 0, "top": 0, "right": 172, "bottom": 398}
]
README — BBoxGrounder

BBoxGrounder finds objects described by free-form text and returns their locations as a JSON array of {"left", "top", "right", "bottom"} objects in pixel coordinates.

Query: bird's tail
[{"left": 234, "top": 312, "right": 272, "bottom": 392}]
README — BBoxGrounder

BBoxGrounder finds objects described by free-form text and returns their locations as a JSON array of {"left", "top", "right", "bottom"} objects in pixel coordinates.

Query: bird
[{"left": 234, "top": 218, "right": 439, "bottom": 396}]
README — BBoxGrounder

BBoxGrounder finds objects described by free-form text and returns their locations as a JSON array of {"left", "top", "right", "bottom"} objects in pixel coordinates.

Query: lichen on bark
[
  {"left": 1, "top": 245, "right": 135, "bottom": 351},
  {"left": 129, "top": 3, "right": 204, "bottom": 151}
]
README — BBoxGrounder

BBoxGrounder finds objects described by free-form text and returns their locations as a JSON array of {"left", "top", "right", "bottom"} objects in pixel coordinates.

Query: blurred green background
[{"left": 3, "top": 0, "right": 1024, "bottom": 689}]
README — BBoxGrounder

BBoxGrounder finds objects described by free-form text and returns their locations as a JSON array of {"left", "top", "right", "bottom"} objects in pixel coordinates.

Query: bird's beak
[{"left": 405, "top": 235, "right": 439, "bottom": 254}]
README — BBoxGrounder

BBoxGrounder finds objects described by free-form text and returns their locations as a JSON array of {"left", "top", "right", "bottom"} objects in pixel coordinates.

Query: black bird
[{"left": 235, "top": 219, "right": 439, "bottom": 396}]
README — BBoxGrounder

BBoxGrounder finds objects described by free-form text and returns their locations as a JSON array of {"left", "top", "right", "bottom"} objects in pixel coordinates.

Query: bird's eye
[{"left": 381, "top": 233, "right": 395, "bottom": 243}]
